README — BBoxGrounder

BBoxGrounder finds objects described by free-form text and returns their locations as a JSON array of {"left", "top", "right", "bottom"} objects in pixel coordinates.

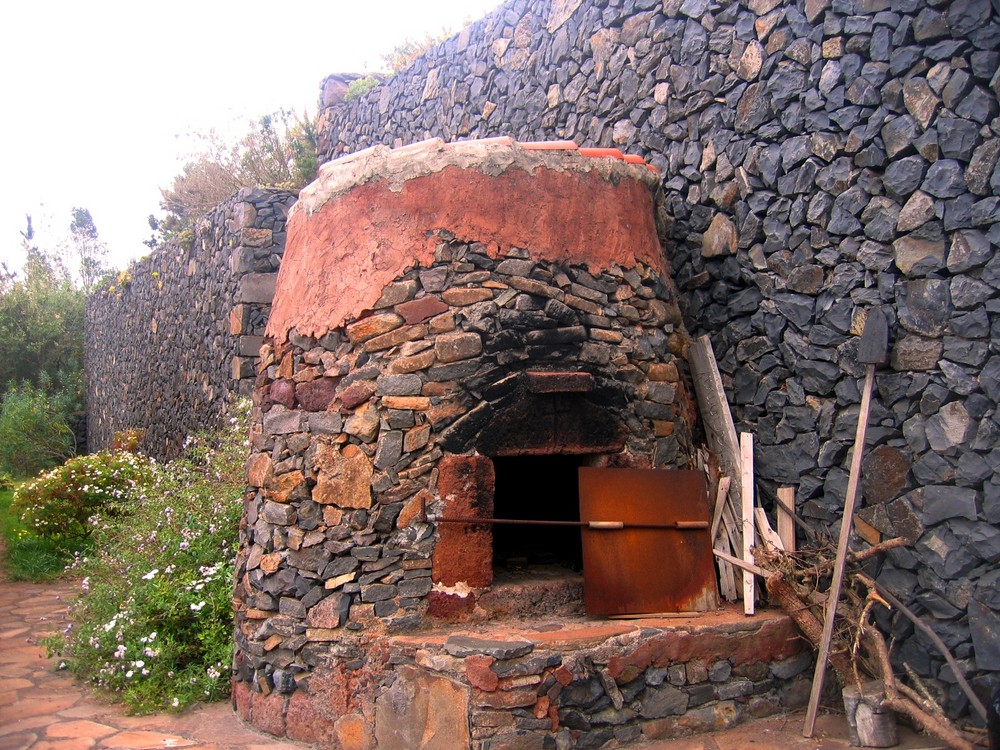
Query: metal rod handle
[{"left": 428, "top": 515, "right": 709, "bottom": 530}]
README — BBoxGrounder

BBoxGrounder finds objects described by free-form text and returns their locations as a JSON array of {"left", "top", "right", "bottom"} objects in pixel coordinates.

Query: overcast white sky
[{"left": 0, "top": 0, "right": 503, "bottom": 276}]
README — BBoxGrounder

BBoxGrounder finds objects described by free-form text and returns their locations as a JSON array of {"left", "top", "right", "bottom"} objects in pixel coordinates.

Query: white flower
[
  {"left": 141, "top": 569, "right": 159, "bottom": 581},
  {"left": 172, "top": 697, "right": 179, "bottom": 707},
  {"left": 190, "top": 601, "right": 206, "bottom": 612}
]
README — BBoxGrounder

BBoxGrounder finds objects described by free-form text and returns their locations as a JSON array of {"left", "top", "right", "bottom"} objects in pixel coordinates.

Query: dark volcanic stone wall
[
  {"left": 315, "top": 0, "right": 1000, "bottom": 717},
  {"left": 86, "top": 189, "right": 296, "bottom": 460}
]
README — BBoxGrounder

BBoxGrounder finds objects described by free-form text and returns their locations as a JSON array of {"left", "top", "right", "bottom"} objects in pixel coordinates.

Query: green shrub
[
  {"left": 345, "top": 75, "right": 381, "bottom": 101},
  {"left": 52, "top": 402, "right": 249, "bottom": 712},
  {"left": 0, "top": 380, "right": 77, "bottom": 477},
  {"left": 12, "top": 451, "right": 158, "bottom": 545},
  {"left": 0, "top": 471, "right": 14, "bottom": 491},
  {"left": 1, "top": 487, "right": 68, "bottom": 581}
]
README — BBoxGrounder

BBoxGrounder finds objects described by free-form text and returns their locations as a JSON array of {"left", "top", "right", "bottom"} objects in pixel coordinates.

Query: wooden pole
[
  {"left": 803, "top": 362, "right": 876, "bottom": 736},
  {"left": 740, "top": 432, "right": 755, "bottom": 616}
]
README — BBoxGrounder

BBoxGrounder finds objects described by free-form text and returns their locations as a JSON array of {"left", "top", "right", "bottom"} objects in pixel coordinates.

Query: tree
[
  {"left": 0, "top": 218, "right": 86, "bottom": 474},
  {"left": 69, "top": 207, "right": 109, "bottom": 292},
  {"left": 155, "top": 110, "right": 318, "bottom": 243}
]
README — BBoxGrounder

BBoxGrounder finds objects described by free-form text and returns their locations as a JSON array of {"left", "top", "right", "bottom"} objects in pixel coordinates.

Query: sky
[{"left": 0, "top": 0, "right": 503, "bottom": 277}]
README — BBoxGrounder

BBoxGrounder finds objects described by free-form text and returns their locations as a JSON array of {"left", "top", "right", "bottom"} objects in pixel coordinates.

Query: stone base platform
[{"left": 233, "top": 605, "right": 814, "bottom": 749}]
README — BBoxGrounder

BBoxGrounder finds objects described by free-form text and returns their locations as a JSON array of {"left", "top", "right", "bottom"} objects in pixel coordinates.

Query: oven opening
[{"left": 491, "top": 455, "right": 586, "bottom": 579}]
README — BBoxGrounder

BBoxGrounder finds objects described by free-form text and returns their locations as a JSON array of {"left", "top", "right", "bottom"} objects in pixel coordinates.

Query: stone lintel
[{"left": 524, "top": 371, "right": 594, "bottom": 393}]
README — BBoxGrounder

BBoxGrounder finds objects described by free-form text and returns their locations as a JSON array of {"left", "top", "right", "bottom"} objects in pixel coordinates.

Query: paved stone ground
[{"left": 0, "top": 575, "right": 945, "bottom": 750}]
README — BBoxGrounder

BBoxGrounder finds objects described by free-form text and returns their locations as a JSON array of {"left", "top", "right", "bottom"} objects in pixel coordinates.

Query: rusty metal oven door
[{"left": 578, "top": 468, "right": 719, "bottom": 616}]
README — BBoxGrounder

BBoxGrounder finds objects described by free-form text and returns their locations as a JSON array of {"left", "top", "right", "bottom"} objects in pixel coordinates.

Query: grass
[{"left": 0, "top": 487, "right": 72, "bottom": 581}]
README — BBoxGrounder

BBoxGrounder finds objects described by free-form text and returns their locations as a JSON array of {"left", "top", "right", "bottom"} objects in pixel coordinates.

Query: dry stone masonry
[
  {"left": 86, "top": 189, "right": 296, "bottom": 459},
  {"left": 316, "top": 0, "right": 1000, "bottom": 725}
]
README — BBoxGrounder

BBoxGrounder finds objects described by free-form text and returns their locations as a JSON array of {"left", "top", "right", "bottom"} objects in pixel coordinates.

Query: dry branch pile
[{"left": 753, "top": 534, "right": 988, "bottom": 750}]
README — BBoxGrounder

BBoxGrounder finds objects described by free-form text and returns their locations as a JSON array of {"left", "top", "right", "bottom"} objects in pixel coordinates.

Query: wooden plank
[
  {"left": 776, "top": 487, "right": 796, "bottom": 553},
  {"left": 711, "top": 476, "right": 737, "bottom": 601},
  {"left": 689, "top": 336, "right": 742, "bottom": 519},
  {"left": 754, "top": 506, "right": 784, "bottom": 552},
  {"left": 690, "top": 336, "right": 745, "bottom": 603},
  {"left": 710, "top": 476, "right": 732, "bottom": 542},
  {"left": 740, "top": 432, "right": 756, "bottom": 616}
]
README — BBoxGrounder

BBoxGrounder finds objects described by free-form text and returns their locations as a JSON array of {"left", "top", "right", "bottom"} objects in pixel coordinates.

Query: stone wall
[
  {"left": 315, "top": 0, "right": 1000, "bottom": 717},
  {"left": 86, "top": 189, "right": 296, "bottom": 459}
]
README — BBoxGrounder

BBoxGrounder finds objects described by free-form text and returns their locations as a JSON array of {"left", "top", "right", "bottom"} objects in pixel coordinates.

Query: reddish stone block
[
  {"left": 231, "top": 679, "right": 252, "bottom": 722},
  {"left": 473, "top": 688, "right": 537, "bottom": 709},
  {"left": 605, "top": 617, "right": 804, "bottom": 682},
  {"left": 432, "top": 455, "right": 494, "bottom": 588},
  {"left": 335, "top": 713, "right": 375, "bottom": 750},
  {"left": 296, "top": 376, "right": 341, "bottom": 411},
  {"left": 524, "top": 371, "right": 594, "bottom": 393},
  {"left": 265, "top": 470, "right": 307, "bottom": 503},
  {"left": 395, "top": 296, "right": 448, "bottom": 325},
  {"left": 246, "top": 452, "right": 273, "bottom": 488},
  {"left": 345, "top": 312, "right": 404, "bottom": 344},
  {"left": 269, "top": 379, "right": 296, "bottom": 409},
  {"left": 340, "top": 381, "right": 376, "bottom": 409},
  {"left": 248, "top": 688, "right": 287, "bottom": 737},
  {"left": 533, "top": 695, "right": 550, "bottom": 720},
  {"left": 466, "top": 654, "right": 499, "bottom": 692},
  {"left": 435, "top": 331, "right": 483, "bottom": 363},
  {"left": 862, "top": 445, "right": 911, "bottom": 504},
  {"left": 285, "top": 669, "right": 351, "bottom": 745},
  {"left": 427, "top": 590, "right": 476, "bottom": 620},
  {"left": 441, "top": 288, "right": 494, "bottom": 306},
  {"left": 554, "top": 666, "right": 573, "bottom": 686}
]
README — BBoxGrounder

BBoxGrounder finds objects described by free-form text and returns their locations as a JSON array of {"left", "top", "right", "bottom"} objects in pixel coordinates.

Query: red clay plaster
[{"left": 268, "top": 163, "right": 663, "bottom": 342}]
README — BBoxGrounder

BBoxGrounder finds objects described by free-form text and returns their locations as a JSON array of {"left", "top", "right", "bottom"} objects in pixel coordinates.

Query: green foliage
[
  {"left": 0, "top": 379, "right": 79, "bottom": 477},
  {"left": 0, "top": 246, "right": 85, "bottom": 397},
  {"left": 0, "top": 487, "right": 70, "bottom": 581},
  {"left": 0, "top": 472, "right": 14, "bottom": 491},
  {"left": 154, "top": 110, "right": 318, "bottom": 244},
  {"left": 12, "top": 450, "right": 158, "bottom": 545},
  {"left": 52, "top": 402, "right": 250, "bottom": 713},
  {"left": 345, "top": 76, "right": 381, "bottom": 101}
]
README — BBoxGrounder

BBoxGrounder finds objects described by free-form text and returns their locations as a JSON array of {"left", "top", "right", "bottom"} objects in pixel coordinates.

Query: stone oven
[{"left": 232, "top": 138, "right": 809, "bottom": 749}]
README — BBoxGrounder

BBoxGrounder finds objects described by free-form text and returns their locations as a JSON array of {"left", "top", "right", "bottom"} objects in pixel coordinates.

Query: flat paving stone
[
  {"left": 46, "top": 721, "right": 118, "bottom": 740},
  {"left": 99, "top": 730, "right": 196, "bottom": 748}
]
